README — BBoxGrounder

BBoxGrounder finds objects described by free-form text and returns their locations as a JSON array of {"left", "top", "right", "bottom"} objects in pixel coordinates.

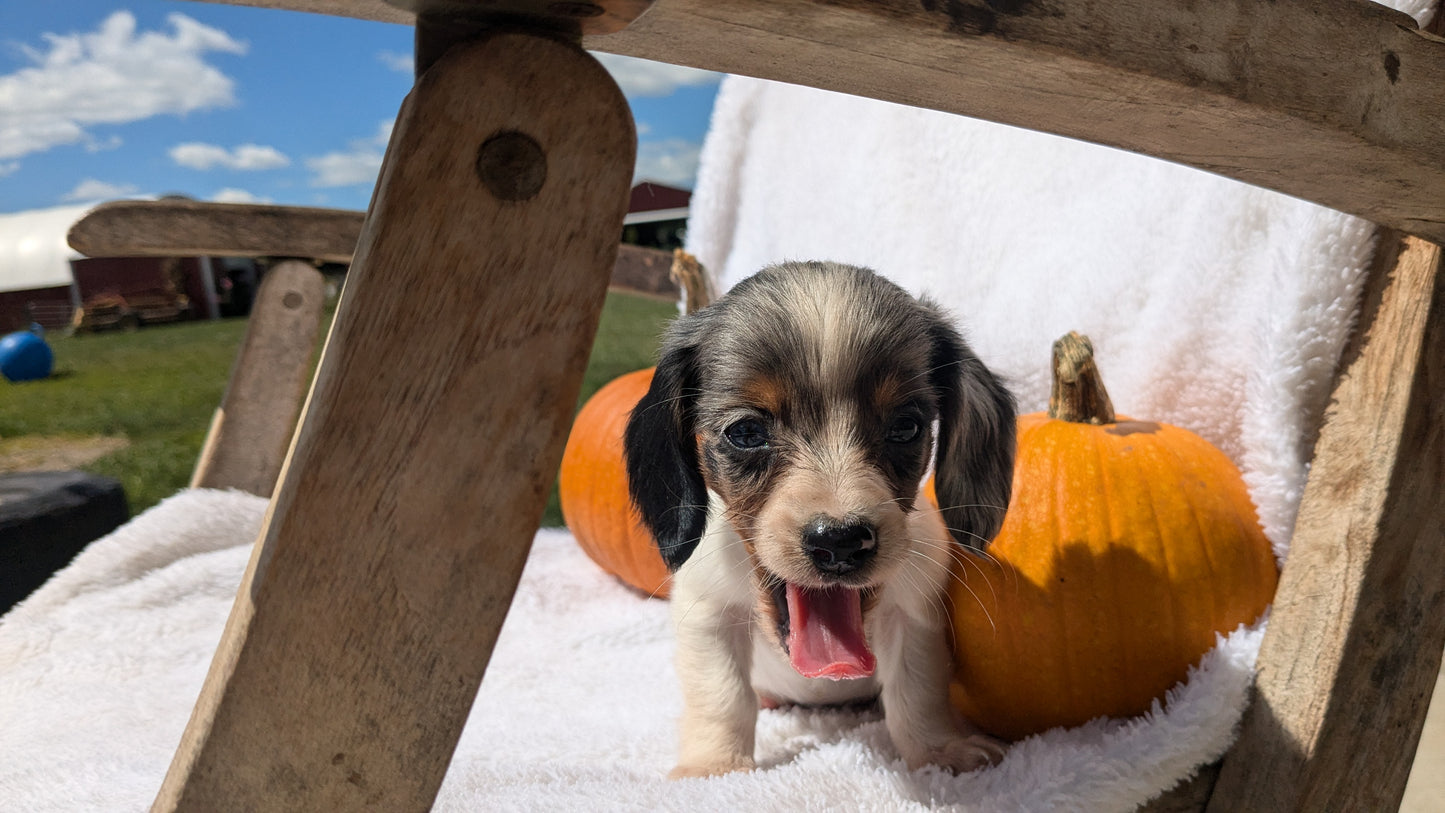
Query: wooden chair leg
[
  {"left": 152, "top": 31, "right": 634, "bottom": 811},
  {"left": 1206, "top": 234, "right": 1445, "bottom": 811},
  {"left": 190, "top": 259, "right": 326, "bottom": 497}
]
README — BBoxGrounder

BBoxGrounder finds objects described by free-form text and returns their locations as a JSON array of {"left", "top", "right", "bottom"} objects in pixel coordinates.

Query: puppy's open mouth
[{"left": 770, "top": 580, "right": 876, "bottom": 681}]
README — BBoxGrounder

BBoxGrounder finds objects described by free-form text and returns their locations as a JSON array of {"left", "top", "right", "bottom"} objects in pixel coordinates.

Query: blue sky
[{"left": 0, "top": 1, "right": 722, "bottom": 214}]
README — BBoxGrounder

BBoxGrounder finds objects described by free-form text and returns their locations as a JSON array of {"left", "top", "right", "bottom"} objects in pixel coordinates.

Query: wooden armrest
[
  {"left": 66, "top": 199, "right": 680, "bottom": 298},
  {"left": 67, "top": 200, "right": 363, "bottom": 265}
]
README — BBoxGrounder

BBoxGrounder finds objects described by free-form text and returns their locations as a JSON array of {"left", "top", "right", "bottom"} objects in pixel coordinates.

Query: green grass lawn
[{"left": 0, "top": 290, "right": 675, "bottom": 524}]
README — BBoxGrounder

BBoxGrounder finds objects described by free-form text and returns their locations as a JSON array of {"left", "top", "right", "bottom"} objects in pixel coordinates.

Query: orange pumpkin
[
  {"left": 947, "top": 332, "right": 1278, "bottom": 740},
  {"left": 559, "top": 367, "right": 671, "bottom": 597}
]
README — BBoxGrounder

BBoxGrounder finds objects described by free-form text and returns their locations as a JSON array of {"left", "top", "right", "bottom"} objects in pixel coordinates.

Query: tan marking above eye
[
  {"left": 736, "top": 376, "right": 787, "bottom": 418},
  {"left": 870, "top": 375, "right": 907, "bottom": 407}
]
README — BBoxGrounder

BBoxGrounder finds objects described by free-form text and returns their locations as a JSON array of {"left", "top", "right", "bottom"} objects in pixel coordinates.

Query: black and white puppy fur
[{"left": 624, "top": 261, "right": 1017, "bottom": 778}]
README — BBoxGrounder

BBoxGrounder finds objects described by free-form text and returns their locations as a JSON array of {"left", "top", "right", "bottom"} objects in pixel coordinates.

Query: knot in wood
[{"left": 476, "top": 131, "right": 548, "bottom": 202}]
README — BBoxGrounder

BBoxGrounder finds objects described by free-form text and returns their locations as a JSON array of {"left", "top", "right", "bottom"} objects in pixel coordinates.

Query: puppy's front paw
[
  {"left": 902, "top": 732, "right": 1008, "bottom": 774},
  {"left": 668, "top": 755, "right": 756, "bottom": 779}
]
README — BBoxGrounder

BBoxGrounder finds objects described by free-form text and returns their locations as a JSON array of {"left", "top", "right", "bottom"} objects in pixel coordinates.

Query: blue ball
[{"left": 0, "top": 330, "right": 54, "bottom": 382}]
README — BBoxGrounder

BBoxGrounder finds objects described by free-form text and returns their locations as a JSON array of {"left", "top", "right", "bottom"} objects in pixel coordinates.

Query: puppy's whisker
[
  {"left": 910, "top": 534, "right": 980, "bottom": 577},
  {"left": 896, "top": 554, "right": 947, "bottom": 625},
  {"left": 934, "top": 502, "right": 1010, "bottom": 514},
  {"left": 892, "top": 384, "right": 947, "bottom": 403},
  {"left": 894, "top": 357, "right": 967, "bottom": 390},
  {"left": 669, "top": 534, "right": 748, "bottom": 573},
  {"left": 931, "top": 533, "right": 1010, "bottom": 581},
  {"left": 645, "top": 573, "right": 675, "bottom": 600},
  {"left": 673, "top": 557, "right": 757, "bottom": 627},
  {"left": 917, "top": 549, "right": 997, "bottom": 634},
  {"left": 909, "top": 538, "right": 1003, "bottom": 608},
  {"left": 631, "top": 388, "right": 704, "bottom": 417},
  {"left": 866, "top": 496, "right": 917, "bottom": 512},
  {"left": 659, "top": 503, "right": 707, "bottom": 519},
  {"left": 937, "top": 525, "right": 996, "bottom": 549},
  {"left": 918, "top": 530, "right": 999, "bottom": 564}
]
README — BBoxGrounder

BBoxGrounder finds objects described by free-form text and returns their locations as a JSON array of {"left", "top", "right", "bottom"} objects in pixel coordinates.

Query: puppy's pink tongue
[{"left": 785, "top": 584, "right": 875, "bottom": 680}]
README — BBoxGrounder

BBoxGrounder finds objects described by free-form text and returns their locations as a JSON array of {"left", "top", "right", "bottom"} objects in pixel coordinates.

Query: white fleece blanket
[
  {"left": 0, "top": 489, "right": 1263, "bottom": 812},
  {"left": 3, "top": 2, "right": 1438, "bottom": 808}
]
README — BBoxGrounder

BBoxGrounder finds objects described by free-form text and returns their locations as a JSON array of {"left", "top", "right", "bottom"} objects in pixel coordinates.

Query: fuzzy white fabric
[{"left": 0, "top": 490, "right": 1263, "bottom": 811}]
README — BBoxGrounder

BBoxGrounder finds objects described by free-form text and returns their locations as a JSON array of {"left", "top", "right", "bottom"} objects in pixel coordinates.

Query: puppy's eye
[
  {"left": 885, "top": 415, "right": 922, "bottom": 444},
  {"left": 724, "top": 419, "right": 769, "bottom": 450}
]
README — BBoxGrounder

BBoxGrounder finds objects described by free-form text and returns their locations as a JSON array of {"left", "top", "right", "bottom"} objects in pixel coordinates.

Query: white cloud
[
  {"left": 211, "top": 187, "right": 272, "bottom": 204},
  {"left": 170, "top": 142, "right": 290, "bottom": 171},
  {"left": 307, "top": 150, "right": 382, "bottom": 188},
  {"left": 84, "top": 134, "right": 123, "bottom": 153},
  {"left": 634, "top": 138, "right": 702, "bottom": 187},
  {"left": 306, "top": 120, "right": 392, "bottom": 188},
  {"left": 61, "top": 178, "right": 139, "bottom": 202},
  {"left": 0, "top": 11, "right": 245, "bottom": 162},
  {"left": 0, "top": 162, "right": 18, "bottom": 178},
  {"left": 378, "top": 50, "right": 412, "bottom": 74},
  {"left": 590, "top": 52, "right": 719, "bottom": 98}
]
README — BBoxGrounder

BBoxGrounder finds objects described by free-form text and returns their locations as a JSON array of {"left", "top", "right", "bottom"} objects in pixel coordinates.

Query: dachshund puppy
[{"left": 624, "top": 261, "right": 1017, "bottom": 778}]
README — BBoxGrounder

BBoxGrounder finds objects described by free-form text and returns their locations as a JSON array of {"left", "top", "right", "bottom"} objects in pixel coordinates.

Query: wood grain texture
[
  {"left": 1207, "top": 234, "right": 1445, "bottom": 811},
  {"left": 69, "top": 200, "right": 364, "bottom": 265},
  {"left": 152, "top": 32, "right": 634, "bottom": 812},
  {"left": 193, "top": 0, "right": 1445, "bottom": 241},
  {"left": 190, "top": 260, "right": 326, "bottom": 497}
]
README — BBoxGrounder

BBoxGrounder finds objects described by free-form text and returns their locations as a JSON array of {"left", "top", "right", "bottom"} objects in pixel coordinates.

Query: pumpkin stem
[
  {"left": 670, "top": 249, "right": 714, "bottom": 315},
  {"left": 1048, "top": 331, "right": 1116, "bottom": 424}
]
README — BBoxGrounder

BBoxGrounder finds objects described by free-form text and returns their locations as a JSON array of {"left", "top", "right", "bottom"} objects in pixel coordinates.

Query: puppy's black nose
[{"left": 802, "top": 518, "right": 877, "bottom": 575}]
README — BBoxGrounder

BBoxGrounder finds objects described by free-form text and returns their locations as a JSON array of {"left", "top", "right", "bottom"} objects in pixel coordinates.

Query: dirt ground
[{"left": 0, "top": 435, "right": 130, "bottom": 473}]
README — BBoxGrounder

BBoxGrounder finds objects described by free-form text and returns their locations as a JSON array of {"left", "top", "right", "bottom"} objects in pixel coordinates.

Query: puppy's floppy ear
[
  {"left": 926, "top": 309, "right": 1017, "bottom": 551},
  {"left": 624, "top": 313, "right": 711, "bottom": 570}
]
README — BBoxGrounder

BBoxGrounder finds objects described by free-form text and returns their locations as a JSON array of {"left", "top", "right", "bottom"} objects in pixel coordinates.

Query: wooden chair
[{"left": 80, "top": 2, "right": 1440, "bottom": 810}]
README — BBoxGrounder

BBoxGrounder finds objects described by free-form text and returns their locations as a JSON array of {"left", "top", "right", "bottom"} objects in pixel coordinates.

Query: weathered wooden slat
[
  {"left": 152, "top": 32, "right": 635, "bottom": 811},
  {"left": 67, "top": 201, "right": 677, "bottom": 298},
  {"left": 1207, "top": 234, "right": 1445, "bottom": 811},
  {"left": 69, "top": 200, "right": 363, "bottom": 265},
  {"left": 190, "top": 260, "right": 327, "bottom": 498},
  {"left": 193, "top": 0, "right": 1445, "bottom": 243}
]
